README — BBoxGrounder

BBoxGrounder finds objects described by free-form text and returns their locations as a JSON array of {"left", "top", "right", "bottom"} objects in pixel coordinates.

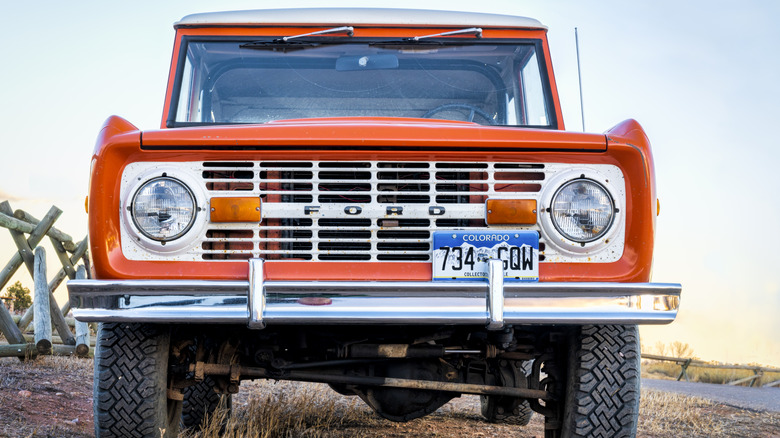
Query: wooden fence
[
  {"left": 0, "top": 201, "right": 92, "bottom": 359},
  {"left": 641, "top": 353, "right": 780, "bottom": 388}
]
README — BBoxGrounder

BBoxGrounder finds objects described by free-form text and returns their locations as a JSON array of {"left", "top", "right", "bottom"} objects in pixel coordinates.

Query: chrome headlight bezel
[
  {"left": 539, "top": 167, "right": 625, "bottom": 258},
  {"left": 550, "top": 178, "right": 615, "bottom": 243},
  {"left": 130, "top": 176, "right": 197, "bottom": 242},
  {"left": 121, "top": 166, "right": 207, "bottom": 254}
]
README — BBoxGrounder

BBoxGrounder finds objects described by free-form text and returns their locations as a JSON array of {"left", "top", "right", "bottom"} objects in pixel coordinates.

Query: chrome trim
[
  {"left": 248, "top": 259, "right": 266, "bottom": 329},
  {"left": 68, "top": 278, "right": 682, "bottom": 326},
  {"left": 486, "top": 260, "right": 504, "bottom": 330},
  {"left": 129, "top": 176, "right": 198, "bottom": 243},
  {"left": 549, "top": 178, "right": 615, "bottom": 244},
  {"left": 68, "top": 279, "right": 247, "bottom": 295}
]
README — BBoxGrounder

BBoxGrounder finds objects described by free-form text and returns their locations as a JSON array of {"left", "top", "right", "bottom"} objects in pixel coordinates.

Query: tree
[
  {"left": 7, "top": 281, "right": 32, "bottom": 313},
  {"left": 669, "top": 341, "right": 695, "bottom": 359}
]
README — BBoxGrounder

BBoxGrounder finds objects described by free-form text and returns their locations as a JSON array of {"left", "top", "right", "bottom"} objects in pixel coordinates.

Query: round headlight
[
  {"left": 551, "top": 179, "right": 614, "bottom": 243},
  {"left": 131, "top": 177, "right": 196, "bottom": 242}
]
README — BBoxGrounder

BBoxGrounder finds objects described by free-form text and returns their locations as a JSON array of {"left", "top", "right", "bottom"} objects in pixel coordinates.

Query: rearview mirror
[{"left": 336, "top": 54, "right": 399, "bottom": 71}]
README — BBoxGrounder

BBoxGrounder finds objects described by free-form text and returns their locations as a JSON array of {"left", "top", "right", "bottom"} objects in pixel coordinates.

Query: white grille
[{"left": 202, "top": 161, "right": 545, "bottom": 261}]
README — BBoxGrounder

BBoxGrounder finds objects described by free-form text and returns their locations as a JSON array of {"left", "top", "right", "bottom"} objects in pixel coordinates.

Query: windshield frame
[{"left": 165, "top": 35, "right": 559, "bottom": 129}]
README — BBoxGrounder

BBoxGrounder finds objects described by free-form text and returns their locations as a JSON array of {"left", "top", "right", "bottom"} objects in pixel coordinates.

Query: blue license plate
[{"left": 432, "top": 230, "right": 539, "bottom": 281}]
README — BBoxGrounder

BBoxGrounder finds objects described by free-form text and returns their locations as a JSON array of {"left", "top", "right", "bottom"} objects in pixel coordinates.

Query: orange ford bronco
[{"left": 69, "top": 8, "right": 681, "bottom": 438}]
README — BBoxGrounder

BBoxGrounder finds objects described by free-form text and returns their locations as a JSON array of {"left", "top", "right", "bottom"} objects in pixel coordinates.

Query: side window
[{"left": 520, "top": 52, "right": 548, "bottom": 126}]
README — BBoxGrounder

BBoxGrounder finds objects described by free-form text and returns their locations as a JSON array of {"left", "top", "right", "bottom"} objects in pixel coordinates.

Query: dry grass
[
  {"left": 181, "top": 380, "right": 382, "bottom": 438},
  {"left": 182, "top": 379, "right": 780, "bottom": 438},
  {"left": 2, "top": 354, "right": 778, "bottom": 437},
  {"left": 639, "top": 390, "right": 725, "bottom": 436},
  {"left": 639, "top": 389, "right": 780, "bottom": 437},
  {"left": 43, "top": 355, "right": 94, "bottom": 372},
  {"left": 0, "top": 355, "right": 92, "bottom": 378}
]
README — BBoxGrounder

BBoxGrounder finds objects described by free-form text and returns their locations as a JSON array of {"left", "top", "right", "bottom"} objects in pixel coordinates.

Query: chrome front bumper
[{"left": 68, "top": 260, "right": 681, "bottom": 329}]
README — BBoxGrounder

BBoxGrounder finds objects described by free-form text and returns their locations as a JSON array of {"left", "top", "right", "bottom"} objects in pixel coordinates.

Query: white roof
[{"left": 176, "top": 8, "right": 545, "bottom": 30}]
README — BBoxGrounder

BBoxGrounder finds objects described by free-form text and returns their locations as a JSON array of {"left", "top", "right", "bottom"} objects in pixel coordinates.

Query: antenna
[{"left": 575, "top": 27, "right": 586, "bottom": 132}]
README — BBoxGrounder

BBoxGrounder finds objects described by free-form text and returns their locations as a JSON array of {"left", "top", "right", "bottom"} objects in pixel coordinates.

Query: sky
[{"left": 0, "top": 0, "right": 778, "bottom": 365}]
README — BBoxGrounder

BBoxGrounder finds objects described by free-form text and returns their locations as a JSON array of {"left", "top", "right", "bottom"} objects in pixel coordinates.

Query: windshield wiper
[
  {"left": 411, "top": 27, "right": 482, "bottom": 40},
  {"left": 281, "top": 26, "right": 354, "bottom": 41},
  {"left": 239, "top": 40, "right": 322, "bottom": 51},
  {"left": 240, "top": 26, "right": 354, "bottom": 51},
  {"left": 369, "top": 27, "right": 483, "bottom": 47}
]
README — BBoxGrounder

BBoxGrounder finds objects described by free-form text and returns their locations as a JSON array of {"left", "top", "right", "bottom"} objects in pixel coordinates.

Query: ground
[
  {"left": 0, "top": 356, "right": 93, "bottom": 438},
  {"left": 1, "top": 356, "right": 778, "bottom": 438}
]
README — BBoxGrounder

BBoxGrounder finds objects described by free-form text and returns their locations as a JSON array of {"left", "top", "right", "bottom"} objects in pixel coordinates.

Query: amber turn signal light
[
  {"left": 486, "top": 199, "right": 537, "bottom": 225},
  {"left": 210, "top": 197, "right": 262, "bottom": 223}
]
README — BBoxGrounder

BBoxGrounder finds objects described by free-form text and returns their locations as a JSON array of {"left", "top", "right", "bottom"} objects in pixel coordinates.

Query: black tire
[
  {"left": 181, "top": 377, "right": 233, "bottom": 430},
  {"left": 480, "top": 360, "right": 533, "bottom": 425},
  {"left": 94, "top": 323, "right": 182, "bottom": 438},
  {"left": 555, "top": 325, "right": 640, "bottom": 438},
  {"left": 480, "top": 394, "right": 533, "bottom": 425}
]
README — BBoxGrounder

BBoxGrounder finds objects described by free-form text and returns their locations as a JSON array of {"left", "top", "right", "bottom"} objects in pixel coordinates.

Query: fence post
[
  {"left": 74, "top": 266, "right": 90, "bottom": 357},
  {"left": 0, "top": 299, "right": 26, "bottom": 344},
  {"left": 677, "top": 358, "right": 692, "bottom": 382},
  {"left": 16, "top": 237, "right": 88, "bottom": 335},
  {"left": 747, "top": 370, "right": 757, "bottom": 387},
  {"left": 4, "top": 203, "right": 62, "bottom": 331},
  {"left": 33, "top": 247, "right": 52, "bottom": 354},
  {"left": 752, "top": 370, "right": 763, "bottom": 387}
]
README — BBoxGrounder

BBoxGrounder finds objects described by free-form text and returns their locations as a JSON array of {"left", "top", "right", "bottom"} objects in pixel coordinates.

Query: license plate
[{"left": 432, "top": 230, "right": 539, "bottom": 281}]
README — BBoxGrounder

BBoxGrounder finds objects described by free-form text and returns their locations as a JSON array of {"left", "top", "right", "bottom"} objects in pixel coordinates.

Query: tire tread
[
  {"left": 181, "top": 377, "right": 231, "bottom": 430},
  {"left": 94, "top": 323, "right": 173, "bottom": 438},
  {"left": 565, "top": 325, "right": 640, "bottom": 438}
]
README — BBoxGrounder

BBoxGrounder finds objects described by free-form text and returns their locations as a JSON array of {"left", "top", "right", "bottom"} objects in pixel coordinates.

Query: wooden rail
[
  {"left": 0, "top": 201, "right": 92, "bottom": 358},
  {"left": 641, "top": 353, "right": 780, "bottom": 388}
]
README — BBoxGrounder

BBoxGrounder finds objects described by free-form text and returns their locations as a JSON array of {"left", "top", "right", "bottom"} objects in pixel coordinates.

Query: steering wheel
[{"left": 422, "top": 104, "right": 495, "bottom": 125}]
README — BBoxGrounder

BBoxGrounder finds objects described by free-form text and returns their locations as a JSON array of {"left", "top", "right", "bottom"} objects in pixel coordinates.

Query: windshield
[{"left": 170, "top": 39, "right": 552, "bottom": 127}]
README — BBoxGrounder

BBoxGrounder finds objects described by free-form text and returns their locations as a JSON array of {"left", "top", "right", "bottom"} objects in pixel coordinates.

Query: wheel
[
  {"left": 93, "top": 323, "right": 182, "bottom": 438},
  {"left": 422, "top": 103, "right": 495, "bottom": 125},
  {"left": 549, "top": 325, "right": 640, "bottom": 438},
  {"left": 480, "top": 394, "right": 533, "bottom": 425},
  {"left": 480, "top": 360, "right": 533, "bottom": 425},
  {"left": 181, "top": 377, "right": 233, "bottom": 430}
]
